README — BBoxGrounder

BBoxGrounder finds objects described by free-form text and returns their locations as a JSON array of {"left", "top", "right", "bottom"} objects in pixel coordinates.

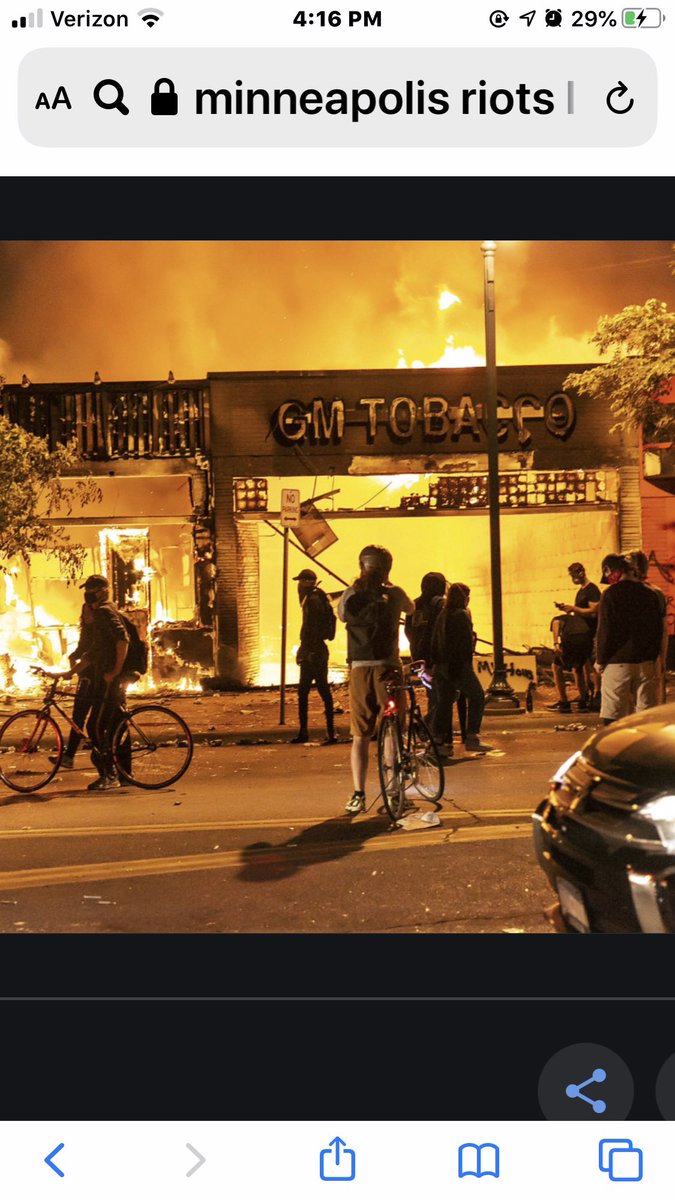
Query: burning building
[
  {"left": 0, "top": 380, "right": 214, "bottom": 691},
  {"left": 209, "top": 364, "right": 647, "bottom": 685},
  {"left": 1, "top": 363, "right": 671, "bottom": 691}
]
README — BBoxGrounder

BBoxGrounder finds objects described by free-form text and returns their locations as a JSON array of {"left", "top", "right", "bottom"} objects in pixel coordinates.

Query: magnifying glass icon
[{"left": 93, "top": 78, "right": 130, "bottom": 116}]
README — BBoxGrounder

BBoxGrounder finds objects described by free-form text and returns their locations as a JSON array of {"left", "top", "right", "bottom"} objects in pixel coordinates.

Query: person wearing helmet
[{"left": 338, "top": 545, "right": 414, "bottom": 815}]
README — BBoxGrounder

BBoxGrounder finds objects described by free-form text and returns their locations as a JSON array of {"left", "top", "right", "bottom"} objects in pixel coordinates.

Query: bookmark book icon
[{"left": 458, "top": 1143, "right": 500, "bottom": 1178}]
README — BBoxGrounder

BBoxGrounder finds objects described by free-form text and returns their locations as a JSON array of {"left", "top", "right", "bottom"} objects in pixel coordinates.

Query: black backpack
[
  {"left": 553, "top": 612, "right": 592, "bottom": 657},
  {"left": 316, "top": 589, "right": 337, "bottom": 642},
  {"left": 345, "top": 586, "right": 399, "bottom": 662},
  {"left": 121, "top": 613, "right": 149, "bottom": 676}
]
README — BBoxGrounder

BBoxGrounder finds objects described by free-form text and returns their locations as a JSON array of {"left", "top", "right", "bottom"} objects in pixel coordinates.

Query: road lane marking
[
  {"left": 0, "top": 808, "right": 536, "bottom": 839},
  {"left": 0, "top": 821, "right": 531, "bottom": 890}
]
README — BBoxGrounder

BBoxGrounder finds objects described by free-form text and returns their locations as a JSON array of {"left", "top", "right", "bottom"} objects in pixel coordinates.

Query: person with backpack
[
  {"left": 76, "top": 573, "right": 133, "bottom": 791},
  {"left": 545, "top": 561, "right": 600, "bottom": 714},
  {"left": 405, "top": 572, "right": 446, "bottom": 664},
  {"left": 428, "top": 582, "right": 486, "bottom": 754},
  {"left": 405, "top": 571, "right": 446, "bottom": 726},
  {"left": 338, "top": 545, "right": 414, "bottom": 815},
  {"left": 290, "top": 568, "right": 338, "bottom": 745}
]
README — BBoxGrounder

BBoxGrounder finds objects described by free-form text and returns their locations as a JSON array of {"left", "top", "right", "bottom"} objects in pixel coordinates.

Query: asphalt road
[{"left": 0, "top": 721, "right": 591, "bottom": 933}]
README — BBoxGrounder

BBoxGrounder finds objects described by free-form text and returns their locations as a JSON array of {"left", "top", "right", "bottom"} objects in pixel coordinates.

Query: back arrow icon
[
  {"left": 44, "top": 1143, "right": 65, "bottom": 1177},
  {"left": 606, "top": 80, "right": 635, "bottom": 114},
  {"left": 186, "top": 1144, "right": 206, "bottom": 1178}
]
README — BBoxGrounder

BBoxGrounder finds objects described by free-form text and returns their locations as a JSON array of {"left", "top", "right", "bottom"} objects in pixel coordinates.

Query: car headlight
[
  {"left": 640, "top": 794, "right": 675, "bottom": 852},
  {"left": 551, "top": 750, "right": 581, "bottom": 787}
]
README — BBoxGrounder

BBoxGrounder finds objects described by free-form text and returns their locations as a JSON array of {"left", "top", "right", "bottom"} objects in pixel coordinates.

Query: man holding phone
[{"left": 546, "top": 562, "right": 600, "bottom": 713}]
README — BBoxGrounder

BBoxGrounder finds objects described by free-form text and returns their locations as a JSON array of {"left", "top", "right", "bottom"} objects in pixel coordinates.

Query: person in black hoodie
[
  {"left": 596, "top": 553, "right": 663, "bottom": 723},
  {"left": 405, "top": 571, "right": 446, "bottom": 726},
  {"left": 404, "top": 572, "right": 446, "bottom": 664},
  {"left": 429, "top": 582, "right": 486, "bottom": 755}
]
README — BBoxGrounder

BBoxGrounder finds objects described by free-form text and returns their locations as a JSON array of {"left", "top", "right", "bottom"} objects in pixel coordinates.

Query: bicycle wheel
[
  {"left": 0, "top": 709, "right": 62, "bottom": 793},
  {"left": 407, "top": 714, "right": 445, "bottom": 802},
  {"left": 112, "top": 704, "right": 194, "bottom": 789},
  {"left": 377, "top": 714, "right": 406, "bottom": 821}
]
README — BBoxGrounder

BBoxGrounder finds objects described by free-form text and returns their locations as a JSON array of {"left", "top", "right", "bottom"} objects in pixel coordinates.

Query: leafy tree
[
  {"left": 564, "top": 298, "right": 675, "bottom": 442},
  {"left": 0, "top": 399, "right": 100, "bottom": 577}
]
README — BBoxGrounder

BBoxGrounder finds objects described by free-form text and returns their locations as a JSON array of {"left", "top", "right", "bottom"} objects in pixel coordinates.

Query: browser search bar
[{"left": 19, "top": 48, "right": 657, "bottom": 147}]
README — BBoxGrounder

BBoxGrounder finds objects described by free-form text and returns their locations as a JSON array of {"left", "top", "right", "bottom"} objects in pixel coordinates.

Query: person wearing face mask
[
  {"left": 76, "top": 574, "right": 130, "bottom": 791},
  {"left": 595, "top": 554, "right": 663, "bottom": 724},
  {"left": 547, "top": 562, "right": 601, "bottom": 713},
  {"left": 290, "top": 568, "right": 337, "bottom": 746}
]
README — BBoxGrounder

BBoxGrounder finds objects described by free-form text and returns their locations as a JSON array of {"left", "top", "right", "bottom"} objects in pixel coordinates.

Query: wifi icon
[{"left": 138, "top": 7, "right": 163, "bottom": 26}]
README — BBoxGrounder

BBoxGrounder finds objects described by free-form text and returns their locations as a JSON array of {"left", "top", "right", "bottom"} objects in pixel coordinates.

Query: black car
[{"left": 533, "top": 703, "right": 675, "bottom": 933}]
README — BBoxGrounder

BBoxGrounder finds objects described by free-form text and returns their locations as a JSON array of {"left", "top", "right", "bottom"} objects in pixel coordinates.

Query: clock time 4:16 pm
[{"left": 293, "top": 10, "right": 383, "bottom": 26}]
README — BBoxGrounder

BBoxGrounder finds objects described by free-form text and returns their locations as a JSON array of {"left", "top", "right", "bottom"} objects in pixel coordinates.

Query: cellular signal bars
[{"left": 12, "top": 8, "right": 43, "bottom": 26}]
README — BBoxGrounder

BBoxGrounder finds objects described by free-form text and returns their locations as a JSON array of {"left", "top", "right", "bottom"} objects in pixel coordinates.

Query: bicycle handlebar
[{"left": 29, "top": 665, "right": 74, "bottom": 680}]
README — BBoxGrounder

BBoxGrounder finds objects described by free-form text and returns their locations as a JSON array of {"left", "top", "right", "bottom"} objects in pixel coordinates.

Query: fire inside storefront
[
  {"left": 1, "top": 364, "right": 669, "bottom": 692},
  {"left": 0, "top": 380, "right": 214, "bottom": 693}
]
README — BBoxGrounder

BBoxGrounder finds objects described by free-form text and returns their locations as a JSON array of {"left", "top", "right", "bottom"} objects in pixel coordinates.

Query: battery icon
[{"left": 622, "top": 7, "right": 663, "bottom": 26}]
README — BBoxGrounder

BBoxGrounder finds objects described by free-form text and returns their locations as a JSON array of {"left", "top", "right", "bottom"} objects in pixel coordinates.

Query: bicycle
[
  {"left": 0, "top": 666, "right": 194, "bottom": 793},
  {"left": 377, "top": 661, "right": 445, "bottom": 821}
]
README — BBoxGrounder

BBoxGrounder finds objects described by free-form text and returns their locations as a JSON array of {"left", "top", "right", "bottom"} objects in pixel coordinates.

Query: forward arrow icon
[{"left": 186, "top": 1144, "right": 206, "bottom": 1177}]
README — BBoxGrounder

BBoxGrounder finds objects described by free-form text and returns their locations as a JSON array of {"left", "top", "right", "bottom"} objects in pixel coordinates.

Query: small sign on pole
[{"left": 280, "top": 487, "right": 301, "bottom": 528}]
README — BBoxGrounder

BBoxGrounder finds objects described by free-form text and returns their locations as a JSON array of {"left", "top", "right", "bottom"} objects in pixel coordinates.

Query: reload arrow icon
[
  {"left": 186, "top": 1143, "right": 206, "bottom": 1177},
  {"left": 606, "top": 80, "right": 635, "bottom": 113},
  {"left": 44, "top": 1143, "right": 65, "bottom": 1177}
]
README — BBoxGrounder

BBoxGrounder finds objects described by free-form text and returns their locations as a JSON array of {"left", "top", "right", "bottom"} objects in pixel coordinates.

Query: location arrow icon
[
  {"left": 44, "top": 1143, "right": 65, "bottom": 1177},
  {"left": 520, "top": 9, "right": 536, "bottom": 23},
  {"left": 186, "top": 1143, "right": 206, "bottom": 1177}
]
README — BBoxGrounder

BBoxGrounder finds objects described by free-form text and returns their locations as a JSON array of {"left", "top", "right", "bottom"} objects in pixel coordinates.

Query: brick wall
[
  {"left": 235, "top": 521, "right": 260, "bottom": 683},
  {"left": 212, "top": 455, "right": 261, "bottom": 683}
]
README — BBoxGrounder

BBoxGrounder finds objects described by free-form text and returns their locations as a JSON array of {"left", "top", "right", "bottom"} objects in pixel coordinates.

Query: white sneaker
[{"left": 345, "top": 791, "right": 366, "bottom": 814}]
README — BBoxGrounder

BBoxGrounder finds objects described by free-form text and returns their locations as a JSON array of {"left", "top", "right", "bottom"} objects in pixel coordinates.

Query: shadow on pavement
[{"left": 237, "top": 811, "right": 395, "bottom": 883}]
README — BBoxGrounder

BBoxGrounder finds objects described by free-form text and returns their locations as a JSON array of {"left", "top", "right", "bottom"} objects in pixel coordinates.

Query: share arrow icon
[
  {"left": 520, "top": 9, "right": 536, "bottom": 23},
  {"left": 186, "top": 1144, "right": 206, "bottom": 1178}
]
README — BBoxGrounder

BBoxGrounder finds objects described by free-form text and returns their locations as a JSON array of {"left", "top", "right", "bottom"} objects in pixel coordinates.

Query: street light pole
[{"left": 481, "top": 240, "right": 520, "bottom": 712}]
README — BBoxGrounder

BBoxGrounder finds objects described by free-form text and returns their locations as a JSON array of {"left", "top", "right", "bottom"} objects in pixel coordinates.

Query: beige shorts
[
  {"left": 600, "top": 661, "right": 658, "bottom": 721},
  {"left": 349, "top": 664, "right": 402, "bottom": 737}
]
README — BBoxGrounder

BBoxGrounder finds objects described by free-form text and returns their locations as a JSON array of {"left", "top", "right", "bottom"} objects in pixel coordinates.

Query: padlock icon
[{"left": 151, "top": 77, "right": 178, "bottom": 116}]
